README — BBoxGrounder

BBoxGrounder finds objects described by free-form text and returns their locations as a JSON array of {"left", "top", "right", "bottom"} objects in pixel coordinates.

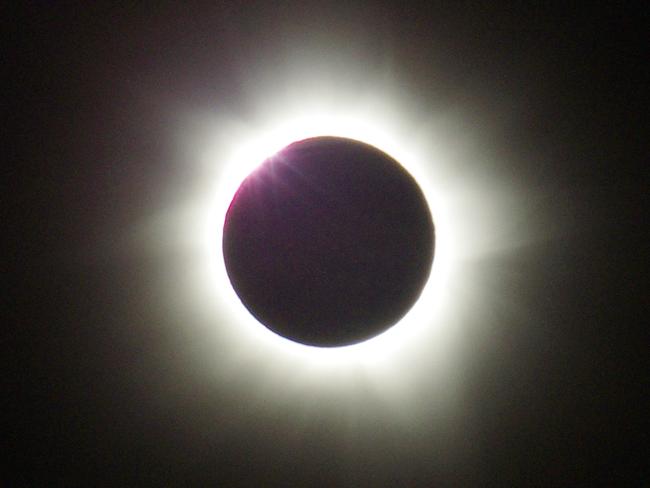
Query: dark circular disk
[{"left": 222, "top": 136, "right": 435, "bottom": 347}]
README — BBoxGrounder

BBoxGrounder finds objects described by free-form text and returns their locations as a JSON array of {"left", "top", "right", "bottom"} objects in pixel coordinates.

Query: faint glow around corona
[{"left": 156, "top": 88, "right": 528, "bottom": 394}]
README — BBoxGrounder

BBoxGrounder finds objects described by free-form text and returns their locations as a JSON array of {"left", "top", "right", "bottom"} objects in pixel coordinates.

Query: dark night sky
[{"left": 5, "top": 3, "right": 648, "bottom": 486}]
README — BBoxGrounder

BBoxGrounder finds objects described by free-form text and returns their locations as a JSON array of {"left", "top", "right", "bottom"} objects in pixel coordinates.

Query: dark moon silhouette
[{"left": 223, "top": 136, "right": 434, "bottom": 347}]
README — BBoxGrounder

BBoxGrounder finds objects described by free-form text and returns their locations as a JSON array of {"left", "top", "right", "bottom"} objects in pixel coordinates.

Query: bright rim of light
[{"left": 209, "top": 113, "right": 452, "bottom": 364}]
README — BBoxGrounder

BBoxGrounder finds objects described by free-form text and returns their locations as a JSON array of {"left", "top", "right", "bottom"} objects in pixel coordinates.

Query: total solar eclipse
[{"left": 223, "top": 136, "right": 434, "bottom": 347}]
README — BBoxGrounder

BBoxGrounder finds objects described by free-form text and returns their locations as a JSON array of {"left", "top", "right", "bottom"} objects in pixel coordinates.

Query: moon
[{"left": 222, "top": 136, "right": 435, "bottom": 347}]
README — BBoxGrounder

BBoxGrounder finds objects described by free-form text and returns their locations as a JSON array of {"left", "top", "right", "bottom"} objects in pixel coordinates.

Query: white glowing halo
[
  {"left": 193, "top": 109, "right": 454, "bottom": 367},
  {"left": 155, "top": 88, "right": 529, "bottom": 398}
]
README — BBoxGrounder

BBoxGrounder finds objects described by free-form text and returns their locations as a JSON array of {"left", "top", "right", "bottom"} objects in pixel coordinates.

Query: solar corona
[{"left": 171, "top": 101, "right": 495, "bottom": 371}]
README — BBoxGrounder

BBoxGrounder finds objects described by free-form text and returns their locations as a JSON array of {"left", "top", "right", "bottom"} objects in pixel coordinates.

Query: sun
[
  {"left": 146, "top": 86, "right": 527, "bottom": 402},
  {"left": 197, "top": 108, "right": 454, "bottom": 363}
]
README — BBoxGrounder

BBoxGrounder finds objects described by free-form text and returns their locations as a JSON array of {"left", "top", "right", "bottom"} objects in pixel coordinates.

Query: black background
[{"left": 5, "top": 3, "right": 647, "bottom": 486}]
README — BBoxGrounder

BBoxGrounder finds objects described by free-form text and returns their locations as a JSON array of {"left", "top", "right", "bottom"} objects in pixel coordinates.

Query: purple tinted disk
[{"left": 223, "top": 136, "right": 434, "bottom": 347}]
